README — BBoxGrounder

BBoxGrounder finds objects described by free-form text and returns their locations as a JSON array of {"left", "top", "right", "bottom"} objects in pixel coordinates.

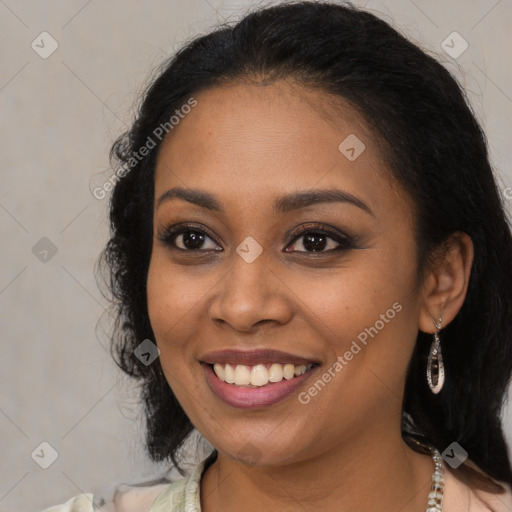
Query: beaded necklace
[{"left": 426, "top": 447, "right": 445, "bottom": 511}]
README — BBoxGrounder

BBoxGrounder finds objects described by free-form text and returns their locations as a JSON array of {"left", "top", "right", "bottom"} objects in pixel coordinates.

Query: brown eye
[
  {"left": 285, "top": 224, "right": 356, "bottom": 254},
  {"left": 157, "top": 224, "right": 222, "bottom": 252}
]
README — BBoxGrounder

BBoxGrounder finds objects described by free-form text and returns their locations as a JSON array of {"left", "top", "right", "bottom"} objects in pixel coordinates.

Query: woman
[{"left": 44, "top": 1, "right": 512, "bottom": 511}]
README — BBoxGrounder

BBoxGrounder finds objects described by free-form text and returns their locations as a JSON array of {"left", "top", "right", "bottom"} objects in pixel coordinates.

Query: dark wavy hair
[{"left": 95, "top": 0, "right": 512, "bottom": 492}]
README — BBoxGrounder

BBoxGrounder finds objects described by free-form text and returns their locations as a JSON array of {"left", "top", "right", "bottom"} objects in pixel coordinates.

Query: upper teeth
[{"left": 212, "top": 363, "right": 313, "bottom": 387}]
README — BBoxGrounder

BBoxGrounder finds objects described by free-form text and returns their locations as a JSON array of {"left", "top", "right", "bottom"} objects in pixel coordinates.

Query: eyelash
[{"left": 156, "top": 222, "right": 358, "bottom": 255}]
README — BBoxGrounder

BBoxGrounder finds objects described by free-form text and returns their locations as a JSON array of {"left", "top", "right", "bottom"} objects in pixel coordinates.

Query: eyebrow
[{"left": 156, "top": 186, "right": 374, "bottom": 217}]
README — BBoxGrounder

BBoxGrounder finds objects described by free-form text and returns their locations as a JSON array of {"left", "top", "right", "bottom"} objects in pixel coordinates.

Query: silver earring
[{"left": 427, "top": 317, "right": 445, "bottom": 394}]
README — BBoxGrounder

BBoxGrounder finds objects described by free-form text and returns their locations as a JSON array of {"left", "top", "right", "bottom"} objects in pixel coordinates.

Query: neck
[{"left": 200, "top": 429, "right": 434, "bottom": 512}]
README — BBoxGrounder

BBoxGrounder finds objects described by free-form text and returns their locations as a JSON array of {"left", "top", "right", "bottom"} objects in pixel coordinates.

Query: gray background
[{"left": 1, "top": 1, "right": 511, "bottom": 510}]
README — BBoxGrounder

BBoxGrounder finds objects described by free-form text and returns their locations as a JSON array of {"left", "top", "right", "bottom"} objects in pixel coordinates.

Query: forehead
[
  {"left": 153, "top": 79, "right": 406, "bottom": 217},
  {"left": 156, "top": 78, "right": 374, "bottom": 162}
]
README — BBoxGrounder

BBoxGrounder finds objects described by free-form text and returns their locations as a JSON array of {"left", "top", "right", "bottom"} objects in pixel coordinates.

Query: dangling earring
[{"left": 427, "top": 317, "right": 445, "bottom": 394}]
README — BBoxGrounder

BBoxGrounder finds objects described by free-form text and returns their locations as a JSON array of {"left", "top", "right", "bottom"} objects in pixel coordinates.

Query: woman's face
[{"left": 147, "top": 79, "right": 426, "bottom": 466}]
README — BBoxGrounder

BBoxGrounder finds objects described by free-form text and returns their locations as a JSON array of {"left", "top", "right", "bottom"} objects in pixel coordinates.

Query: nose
[{"left": 208, "top": 248, "right": 293, "bottom": 333}]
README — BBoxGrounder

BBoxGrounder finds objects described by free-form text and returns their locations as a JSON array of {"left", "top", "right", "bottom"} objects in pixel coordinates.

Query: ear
[{"left": 418, "top": 231, "right": 474, "bottom": 334}]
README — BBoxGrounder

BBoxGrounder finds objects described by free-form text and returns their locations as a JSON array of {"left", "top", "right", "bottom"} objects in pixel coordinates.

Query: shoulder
[
  {"left": 40, "top": 493, "right": 97, "bottom": 512},
  {"left": 40, "top": 481, "right": 172, "bottom": 512},
  {"left": 40, "top": 460, "right": 208, "bottom": 512},
  {"left": 444, "top": 463, "right": 512, "bottom": 511}
]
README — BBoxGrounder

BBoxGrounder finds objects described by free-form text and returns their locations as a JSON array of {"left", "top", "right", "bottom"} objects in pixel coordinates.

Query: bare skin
[{"left": 146, "top": 78, "right": 474, "bottom": 511}]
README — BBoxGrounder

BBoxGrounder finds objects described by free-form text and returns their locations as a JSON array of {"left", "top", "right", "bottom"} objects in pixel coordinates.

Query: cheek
[
  {"left": 297, "top": 246, "right": 418, "bottom": 377},
  {"left": 146, "top": 255, "right": 208, "bottom": 411},
  {"left": 146, "top": 253, "right": 202, "bottom": 358},
  {"left": 298, "top": 256, "right": 402, "bottom": 330}
]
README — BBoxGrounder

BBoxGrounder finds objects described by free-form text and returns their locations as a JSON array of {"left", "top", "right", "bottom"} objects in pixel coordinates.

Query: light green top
[
  {"left": 150, "top": 459, "right": 204, "bottom": 512},
  {"left": 40, "top": 447, "right": 512, "bottom": 512},
  {"left": 42, "top": 458, "right": 207, "bottom": 512}
]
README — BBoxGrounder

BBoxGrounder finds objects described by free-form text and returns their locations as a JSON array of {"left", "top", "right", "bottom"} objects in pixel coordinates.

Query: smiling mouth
[{"left": 209, "top": 362, "right": 317, "bottom": 387}]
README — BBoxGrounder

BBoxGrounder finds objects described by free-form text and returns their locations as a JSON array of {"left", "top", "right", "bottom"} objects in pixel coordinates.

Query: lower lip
[{"left": 202, "top": 363, "right": 318, "bottom": 409}]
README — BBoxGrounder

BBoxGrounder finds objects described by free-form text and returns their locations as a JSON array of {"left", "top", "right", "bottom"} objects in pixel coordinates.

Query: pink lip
[
  {"left": 201, "top": 362, "right": 319, "bottom": 409},
  {"left": 200, "top": 348, "right": 319, "bottom": 366}
]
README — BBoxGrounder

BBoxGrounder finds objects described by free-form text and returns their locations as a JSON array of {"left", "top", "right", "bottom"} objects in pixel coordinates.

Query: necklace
[{"left": 426, "top": 447, "right": 445, "bottom": 511}]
